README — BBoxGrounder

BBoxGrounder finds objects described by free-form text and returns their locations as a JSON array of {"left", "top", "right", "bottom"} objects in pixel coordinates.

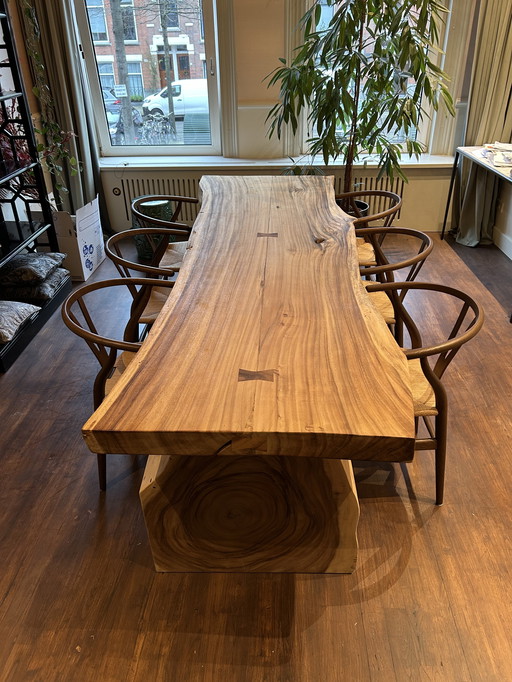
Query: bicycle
[{"left": 140, "top": 113, "right": 177, "bottom": 145}]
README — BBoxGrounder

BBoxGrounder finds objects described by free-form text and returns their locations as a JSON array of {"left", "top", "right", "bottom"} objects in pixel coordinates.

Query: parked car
[
  {"left": 102, "top": 88, "right": 121, "bottom": 114},
  {"left": 108, "top": 107, "right": 143, "bottom": 144},
  {"left": 142, "top": 79, "right": 208, "bottom": 118}
]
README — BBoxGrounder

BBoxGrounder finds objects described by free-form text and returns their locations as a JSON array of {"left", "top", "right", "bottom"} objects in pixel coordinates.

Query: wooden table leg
[{"left": 140, "top": 454, "right": 359, "bottom": 573}]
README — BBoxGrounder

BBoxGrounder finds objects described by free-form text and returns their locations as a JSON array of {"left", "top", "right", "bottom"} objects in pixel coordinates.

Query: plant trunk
[{"left": 343, "top": 2, "right": 367, "bottom": 195}]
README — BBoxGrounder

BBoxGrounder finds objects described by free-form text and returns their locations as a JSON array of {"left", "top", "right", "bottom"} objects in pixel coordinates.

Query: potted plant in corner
[{"left": 266, "top": 0, "right": 455, "bottom": 214}]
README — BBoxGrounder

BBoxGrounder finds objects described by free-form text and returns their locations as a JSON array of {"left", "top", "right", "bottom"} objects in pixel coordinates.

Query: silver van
[{"left": 142, "top": 79, "right": 208, "bottom": 118}]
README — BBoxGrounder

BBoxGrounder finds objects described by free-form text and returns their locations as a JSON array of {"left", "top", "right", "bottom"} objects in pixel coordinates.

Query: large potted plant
[{"left": 266, "top": 0, "right": 455, "bottom": 200}]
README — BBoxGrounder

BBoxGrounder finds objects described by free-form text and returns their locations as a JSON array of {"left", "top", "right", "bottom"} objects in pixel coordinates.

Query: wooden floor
[{"left": 1, "top": 234, "right": 511, "bottom": 681}]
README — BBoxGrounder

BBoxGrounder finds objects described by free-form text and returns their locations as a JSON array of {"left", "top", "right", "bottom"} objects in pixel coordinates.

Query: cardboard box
[{"left": 53, "top": 196, "right": 105, "bottom": 281}]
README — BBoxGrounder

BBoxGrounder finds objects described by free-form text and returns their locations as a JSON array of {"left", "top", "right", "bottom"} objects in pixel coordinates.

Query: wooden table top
[{"left": 83, "top": 175, "right": 415, "bottom": 461}]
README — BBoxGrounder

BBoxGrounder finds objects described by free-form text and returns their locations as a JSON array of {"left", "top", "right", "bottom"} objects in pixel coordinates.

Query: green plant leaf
[{"left": 264, "top": 0, "right": 455, "bottom": 189}]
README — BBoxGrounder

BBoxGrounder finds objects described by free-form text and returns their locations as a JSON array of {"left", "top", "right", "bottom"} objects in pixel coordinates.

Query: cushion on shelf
[
  {"left": 0, "top": 267, "right": 70, "bottom": 303},
  {"left": 0, "top": 252, "right": 67, "bottom": 285},
  {"left": 0, "top": 300, "right": 41, "bottom": 343}
]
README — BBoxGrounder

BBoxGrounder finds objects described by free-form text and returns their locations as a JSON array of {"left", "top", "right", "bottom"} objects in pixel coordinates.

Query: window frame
[
  {"left": 76, "top": 0, "right": 222, "bottom": 157},
  {"left": 287, "top": 0, "right": 466, "bottom": 161}
]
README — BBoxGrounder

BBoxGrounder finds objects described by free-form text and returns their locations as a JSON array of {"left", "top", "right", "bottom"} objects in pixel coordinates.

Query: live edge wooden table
[{"left": 83, "top": 175, "right": 415, "bottom": 574}]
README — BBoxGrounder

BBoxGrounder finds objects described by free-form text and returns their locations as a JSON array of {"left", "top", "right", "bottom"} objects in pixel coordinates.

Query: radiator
[
  {"left": 112, "top": 174, "right": 203, "bottom": 228},
  {"left": 101, "top": 166, "right": 418, "bottom": 232},
  {"left": 334, "top": 175, "right": 405, "bottom": 220}
]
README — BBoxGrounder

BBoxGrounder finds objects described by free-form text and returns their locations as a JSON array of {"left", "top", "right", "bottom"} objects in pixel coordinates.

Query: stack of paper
[{"left": 482, "top": 142, "right": 512, "bottom": 168}]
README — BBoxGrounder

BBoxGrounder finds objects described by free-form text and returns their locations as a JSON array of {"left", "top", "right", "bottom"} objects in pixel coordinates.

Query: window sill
[{"left": 99, "top": 153, "right": 455, "bottom": 172}]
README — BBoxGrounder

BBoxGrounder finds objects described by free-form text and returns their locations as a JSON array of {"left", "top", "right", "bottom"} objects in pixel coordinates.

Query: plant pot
[{"left": 336, "top": 197, "right": 369, "bottom": 219}]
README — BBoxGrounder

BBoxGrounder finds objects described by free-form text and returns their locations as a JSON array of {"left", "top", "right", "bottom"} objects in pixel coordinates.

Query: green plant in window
[{"left": 266, "top": 0, "right": 455, "bottom": 195}]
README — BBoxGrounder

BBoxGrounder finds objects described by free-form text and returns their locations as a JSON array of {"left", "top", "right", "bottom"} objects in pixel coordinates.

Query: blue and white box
[{"left": 54, "top": 196, "right": 105, "bottom": 281}]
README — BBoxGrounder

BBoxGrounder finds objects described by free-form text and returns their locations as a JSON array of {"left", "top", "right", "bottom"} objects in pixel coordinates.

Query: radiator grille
[
  {"left": 119, "top": 175, "right": 202, "bottom": 225},
  {"left": 103, "top": 169, "right": 406, "bottom": 231},
  {"left": 333, "top": 175, "right": 405, "bottom": 220}
]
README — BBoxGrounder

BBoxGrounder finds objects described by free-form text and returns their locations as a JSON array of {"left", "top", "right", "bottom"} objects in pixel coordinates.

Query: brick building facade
[{"left": 89, "top": 0, "right": 205, "bottom": 99}]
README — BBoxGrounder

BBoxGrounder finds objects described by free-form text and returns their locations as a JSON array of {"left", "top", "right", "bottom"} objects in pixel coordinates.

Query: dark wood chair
[
  {"left": 131, "top": 194, "right": 198, "bottom": 228},
  {"left": 357, "top": 226, "right": 433, "bottom": 342},
  {"left": 335, "top": 190, "right": 402, "bottom": 265},
  {"left": 61, "top": 277, "right": 175, "bottom": 490},
  {"left": 336, "top": 189, "right": 402, "bottom": 227},
  {"left": 364, "top": 280, "right": 484, "bottom": 505},
  {"left": 132, "top": 194, "right": 198, "bottom": 267},
  {"left": 105, "top": 227, "right": 183, "bottom": 327}
]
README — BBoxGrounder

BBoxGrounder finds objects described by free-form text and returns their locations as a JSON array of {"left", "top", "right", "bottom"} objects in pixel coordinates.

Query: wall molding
[{"left": 215, "top": 0, "right": 238, "bottom": 158}]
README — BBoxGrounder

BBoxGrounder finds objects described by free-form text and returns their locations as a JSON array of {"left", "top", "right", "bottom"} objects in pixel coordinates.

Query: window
[
  {"left": 78, "top": 0, "right": 220, "bottom": 155},
  {"left": 98, "top": 62, "right": 115, "bottom": 90},
  {"left": 317, "top": 0, "right": 333, "bottom": 31},
  {"left": 165, "top": 0, "right": 179, "bottom": 29},
  {"left": 86, "top": 0, "right": 108, "bottom": 42},
  {"left": 127, "top": 61, "right": 144, "bottom": 98},
  {"left": 297, "top": 0, "right": 449, "bottom": 156},
  {"left": 121, "top": 0, "right": 137, "bottom": 41}
]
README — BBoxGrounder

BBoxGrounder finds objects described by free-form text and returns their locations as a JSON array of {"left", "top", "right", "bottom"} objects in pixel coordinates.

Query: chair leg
[
  {"left": 97, "top": 453, "right": 107, "bottom": 491},
  {"left": 434, "top": 412, "right": 447, "bottom": 506},
  {"left": 394, "top": 318, "right": 404, "bottom": 347}
]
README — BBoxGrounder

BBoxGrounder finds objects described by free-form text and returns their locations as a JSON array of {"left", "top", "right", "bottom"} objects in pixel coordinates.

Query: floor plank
[{"left": 1, "top": 235, "right": 511, "bottom": 681}]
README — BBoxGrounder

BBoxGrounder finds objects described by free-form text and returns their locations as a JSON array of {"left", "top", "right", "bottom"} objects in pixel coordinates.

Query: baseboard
[{"left": 493, "top": 226, "right": 512, "bottom": 261}]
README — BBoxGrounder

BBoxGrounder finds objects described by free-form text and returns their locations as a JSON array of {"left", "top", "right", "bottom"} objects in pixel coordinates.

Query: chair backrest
[
  {"left": 335, "top": 190, "right": 402, "bottom": 227},
  {"left": 62, "top": 277, "right": 175, "bottom": 408},
  {"left": 132, "top": 194, "right": 198, "bottom": 230},
  {"left": 106, "top": 227, "right": 184, "bottom": 281},
  {"left": 364, "top": 281, "right": 484, "bottom": 382},
  {"left": 356, "top": 227, "right": 433, "bottom": 285}
]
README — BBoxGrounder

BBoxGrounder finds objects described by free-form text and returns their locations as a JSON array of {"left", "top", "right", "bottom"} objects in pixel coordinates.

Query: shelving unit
[{"left": 0, "top": 2, "right": 71, "bottom": 371}]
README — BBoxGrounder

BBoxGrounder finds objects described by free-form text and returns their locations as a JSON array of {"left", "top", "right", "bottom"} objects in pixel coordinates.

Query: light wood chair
[
  {"left": 61, "top": 277, "right": 175, "bottom": 490},
  {"left": 364, "top": 280, "right": 484, "bottom": 505},
  {"left": 357, "top": 226, "right": 433, "bottom": 342}
]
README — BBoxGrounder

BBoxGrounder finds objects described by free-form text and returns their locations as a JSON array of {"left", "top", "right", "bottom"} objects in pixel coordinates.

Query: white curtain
[
  {"left": 16, "top": 0, "right": 101, "bottom": 217},
  {"left": 455, "top": 0, "right": 512, "bottom": 247}
]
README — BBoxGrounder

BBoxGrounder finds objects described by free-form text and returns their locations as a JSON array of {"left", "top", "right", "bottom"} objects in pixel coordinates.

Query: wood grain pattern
[
  {"left": 140, "top": 454, "right": 359, "bottom": 573},
  {"left": 83, "top": 176, "right": 415, "bottom": 462},
  {"left": 2, "top": 235, "right": 512, "bottom": 680}
]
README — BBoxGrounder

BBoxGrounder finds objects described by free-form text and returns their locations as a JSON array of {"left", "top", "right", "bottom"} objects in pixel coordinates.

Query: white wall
[
  {"left": 232, "top": 0, "right": 286, "bottom": 158},
  {"left": 494, "top": 184, "right": 512, "bottom": 260}
]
